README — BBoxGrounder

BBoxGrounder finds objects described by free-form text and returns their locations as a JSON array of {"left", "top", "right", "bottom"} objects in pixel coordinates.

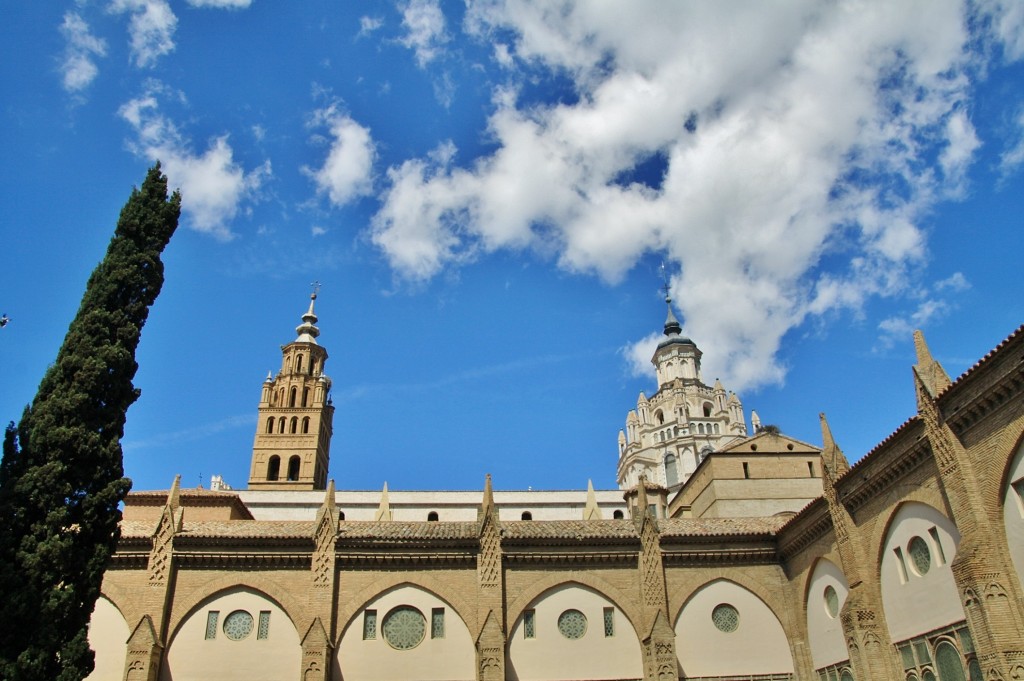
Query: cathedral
[{"left": 86, "top": 292, "right": 1024, "bottom": 681}]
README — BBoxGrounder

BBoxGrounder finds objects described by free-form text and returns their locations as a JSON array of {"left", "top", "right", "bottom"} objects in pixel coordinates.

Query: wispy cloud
[
  {"left": 359, "top": 15, "right": 384, "bottom": 37},
  {"left": 119, "top": 84, "right": 271, "bottom": 239},
  {"left": 59, "top": 12, "right": 107, "bottom": 94},
  {"left": 109, "top": 0, "right": 178, "bottom": 68},
  {"left": 186, "top": 0, "right": 253, "bottom": 8},
  {"left": 399, "top": 0, "right": 448, "bottom": 67},
  {"left": 122, "top": 414, "right": 254, "bottom": 451}
]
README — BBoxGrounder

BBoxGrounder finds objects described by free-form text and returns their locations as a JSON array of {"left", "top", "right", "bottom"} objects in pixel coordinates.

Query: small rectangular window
[
  {"left": 913, "top": 639, "right": 931, "bottom": 664},
  {"left": 257, "top": 611, "right": 270, "bottom": 640},
  {"left": 363, "top": 609, "right": 377, "bottom": 640},
  {"left": 928, "top": 527, "right": 946, "bottom": 566},
  {"left": 742, "top": 462, "right": 750, "bottom": 479},
  {"left": 431, "top": 608, "right": 445, "bottom": 639},
  {"left": 808, "top": 461, "right": 815, "bottom": 477},
  {"left": 898, "top": 643, "right": 915, "bottom": 670},
  {"left": 523, "top": 610, "right": 535, "bottom": 639},
  {"left": 893, "top": 547, "right": 909, "bottom": 584},
  {"left": 603, "top": 607, "right": 614, "bottom": 637},
  {"left": 205, "top": 611, "right": 219, "bottom": 640}
]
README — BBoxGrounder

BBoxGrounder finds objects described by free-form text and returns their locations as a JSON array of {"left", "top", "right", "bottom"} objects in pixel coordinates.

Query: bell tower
[{"left": 247, "top": 289, "right": 334, "bottom": 491}]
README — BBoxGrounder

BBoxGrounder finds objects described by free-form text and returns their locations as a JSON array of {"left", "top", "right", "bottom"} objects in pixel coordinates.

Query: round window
[
  {"left": 711, "top": 604, "right": 739, "bottom": 633},
  {"left": 824, "top": 585, "right": 839, "bottom": 618},
  {"left": 382, "top": 606, "right": 426, "bottom": 650},
  {"left": 557, "top": 609, "right": 587, "bottom": 639},
  {"left": 223, "top": 610, "right": 254, "bottom": 641},
  {"left": 908, "top": 536, "right": 931, "bottom": 576}
]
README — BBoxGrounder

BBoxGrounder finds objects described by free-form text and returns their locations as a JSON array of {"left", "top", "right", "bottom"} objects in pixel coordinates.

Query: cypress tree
[{"left": 0, "top": 165, "right": 180, "bottom": 681}]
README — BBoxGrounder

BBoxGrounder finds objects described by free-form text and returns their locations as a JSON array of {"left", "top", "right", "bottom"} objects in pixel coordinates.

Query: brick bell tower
[{"left": 247, "top": 288, "right": 334, "bottom": 490}]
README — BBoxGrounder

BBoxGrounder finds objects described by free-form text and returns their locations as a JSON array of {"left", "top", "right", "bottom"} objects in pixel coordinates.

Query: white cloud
[
  {"left": 877, "top": 299, "right": 950, "bottom": 349},
  {"left": 981, "top": 0, "right": 1024, "bottom": 59},
  {"left": 399, "top": 0, "right": 448, "bottom": 67},
  {"left": 305, "top": 104, "right": 376, "bottom": 207},
  {"left": 109, "top": 0, "right": 177, "bottom": 68},
  {"left": 186, "top": 0, "right": 253, "bottom": 8},
  {"left": 935, "top": 272, "right": 971, "bottom": 292},
  {"left": 373, "top": 0, "right": 1010, "bottom": 391},
  {"left": 359, "top": 15, "right": 384, "bottom": 37},
  {"left": 59, "top": 12, "right": 107, "bottom": 93},
  {"left": 118, "top": 88, "right": 270, "bottom": 239},
  {"left": 999, "top": 109, "right": 1024, "bottom": 175},
  {"left": 312, "top": 225, "right": 328, "bottom": 237}
]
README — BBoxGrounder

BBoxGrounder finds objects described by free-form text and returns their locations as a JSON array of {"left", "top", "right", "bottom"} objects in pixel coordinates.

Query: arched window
[
  {"left": 613, "top": 510, "right": 625, "bottom": 520},
  {"left": 339, "top": 511, "right": 345, "bottom": 521},
  {"left": 302, "top": 417, "right": 310, "bottom": 434},
  {"left": 521, "top": 511, "right": 533, "bottom": 521},
  {"left": 665, "top": 453, "right": 679, "bottom": 487},
  {"left": 289, "top": 387, "right": 297, "bottom": 408},
  {"left": 278, "top": 417, "right": 286, "bottom": 434},
  {"left": 266, "top": 456, "right": 280, "bottom": 481},
  {"left": 296, "top": 354, "right": 303, "bottom": 374},
  {"left": 290, "top": 417, "right": 298, "bottom": 434},
  {"left": 302, "top": 388, "right": 310, "bottom": 408},
  {"left": 698, "top": 423, "right": 705, "bottom": 434},
  {"left": 713, "top": 423, "right": 720, "bottom": 434},
  {"left": 703, "top": 402, "right": 713, "bottom": 417},
  {"left": 265, "top": 417, "right": 274, "bottom": 434},
  {"left": 654, "top": 410, "right": 664, "bottom": 425},
  {"left": 427, "top": 511, "right": 439, "bottom": 521},
  {"left": 287, "top": 455, "right": 301, "bottom": 481},
  {"left": 934, "top": 640, "right": 967, "bottom": 681}
]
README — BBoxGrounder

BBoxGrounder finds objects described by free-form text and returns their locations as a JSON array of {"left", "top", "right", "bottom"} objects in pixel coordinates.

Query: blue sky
[{"left": 1, "top": 1, "right": 1021, "bottom": 493}]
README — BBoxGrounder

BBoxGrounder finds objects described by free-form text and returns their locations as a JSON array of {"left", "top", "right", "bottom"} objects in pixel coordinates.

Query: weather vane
[{"left": 659, "top": 262, "right": 672, "bottom": 301}]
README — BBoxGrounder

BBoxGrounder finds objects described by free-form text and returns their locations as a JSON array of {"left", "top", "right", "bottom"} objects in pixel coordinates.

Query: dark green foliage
[{"left": 0, "top": 166, "right": 179, "bottom": 681}]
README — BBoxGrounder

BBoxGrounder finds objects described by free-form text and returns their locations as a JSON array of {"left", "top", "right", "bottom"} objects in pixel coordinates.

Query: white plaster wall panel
[
  {"left": 84, "top": 597, "right": 129, "bottom": 681},
  {"left": 162, "top": 587, "right": 300, "bottom": 681},
  {"left": 879, "top": 501, "right": 964, "bottom": 643},
  {"left": 674, "top": 579, "right": 794, "bottom": 677},
  {"left": 806, "top": 559, "right": 851, "bottom": 669},
  {"left": 506, "top": 584, "right": 642, "bottom": 681},
  {"left": 335, "top": 585, "right": 474, "bottom": 681},
  {"left": 1003, "top": 439, "right": 1024, "bottom": 594}
]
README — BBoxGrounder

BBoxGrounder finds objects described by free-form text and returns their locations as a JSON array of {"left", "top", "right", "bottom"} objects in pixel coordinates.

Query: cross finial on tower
[
  {"left": 310, "top": 280, "right": 322, "bottom": 298},
  {"left": 659, "top": 262, "right": 672, "bottom": 302}
]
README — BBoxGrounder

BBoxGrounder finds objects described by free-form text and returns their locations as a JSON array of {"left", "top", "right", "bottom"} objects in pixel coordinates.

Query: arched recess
[
  {"left": 804, "top": 558, "right": 852, "bottom": 670},
  {"left": 506, "top": 583, "right": 643, "bottom": 681},
  {"left": 506, "top": 574, "right": 642, "bottom": 638},
  {"left": 878, "top": 501, "right": 964, "bottom": 644},
  {"left": 336, "top": 576, "right": 476, "bottom": 645},
  {"left": 334, "top": 583, "right": 475, "bottom": 681},
  {"left": 674, "top": 578, "right": 794, "bottom": 678},
  {"left": 163, "top": 586, "right": 301, "bottom": 681},
  {"left": 84, "top": 596, "right": 129, "bottom": 681},
  {"left": 1000, "top": 429, "right": 1024, "bottom": 593}
]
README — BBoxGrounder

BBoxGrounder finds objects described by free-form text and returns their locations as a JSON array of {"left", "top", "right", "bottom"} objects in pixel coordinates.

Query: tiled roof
[
  {"left": 338, "top": 521, "right": 478, "bottom": 541},
  {"left": 500, "top": 520, "right": 639, "bottom": 541},
  {"left": 938, "top": 324, "right": 1024, "bottom": 399},
  {"left": 659, "top": 516, "right": 788, "bottom": 538}
]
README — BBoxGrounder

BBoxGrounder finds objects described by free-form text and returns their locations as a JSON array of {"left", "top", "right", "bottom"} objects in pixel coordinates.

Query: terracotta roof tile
[
  {"left": 499, "top": 520, "right": 638, "bottom": 541},
  {"left": 338, "top": 521, "right": 478, "bottom": 540},
  {"left": 659, "top": 516, "right": 787, "bottom": 538}
]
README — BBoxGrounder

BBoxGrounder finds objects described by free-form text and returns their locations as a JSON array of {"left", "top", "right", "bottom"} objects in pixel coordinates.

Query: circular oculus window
[
  {"left": 223, "top": 610, "right": 254, "bottom": 641},
  {"left": 557, "top": 609, "right": 587, "bottom": 639},
  {"left": 908, "top": 536, "right": 932, "bottom": 576},
  {"left": 824, "top": 585, "right": 840, "bottom": 618},
  {"left": 711, "top": 604, "right": 739, "bottom": 633},
  {"left": 381, "top": 606, "right": 426, "bottom": 650}
]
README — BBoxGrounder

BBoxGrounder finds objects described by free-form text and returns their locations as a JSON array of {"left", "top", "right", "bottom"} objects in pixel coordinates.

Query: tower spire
[
  {"left": 295, "top": 282, "right": 321, "bottom": 343},
  {"left": 660, "top": 263, "right": 682, "bottom": 337}
]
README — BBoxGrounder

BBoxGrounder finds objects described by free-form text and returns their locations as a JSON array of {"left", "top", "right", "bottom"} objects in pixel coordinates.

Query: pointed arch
[
  {"left": 335, "top": 577, "right": 476, "bottom": 647},
  {"left": 674, "top": 578, "right": 794, "bottom": 678},
  {"left": 505, "top": 575, "right": 642, "bottom": 638},
  {"left": 803, "top": 557, "right": 852, "bottom": 670},
  {"left": 289, "top": 387, "right": 297, "bottom": 407},
  {"left": 287, "top": 455, "right": 300, "bottom": 481},
  {"left": 1000, "top": 427, "right": 1024, "bottom": 594},
  {"left": 165, "top": 579, "right": 305, "bottom": 647}
]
